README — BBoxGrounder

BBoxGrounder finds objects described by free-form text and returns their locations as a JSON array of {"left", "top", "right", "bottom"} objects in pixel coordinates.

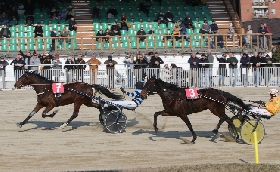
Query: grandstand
[{"left": 0, "top": 0, "right": 274, "bottom": 54}]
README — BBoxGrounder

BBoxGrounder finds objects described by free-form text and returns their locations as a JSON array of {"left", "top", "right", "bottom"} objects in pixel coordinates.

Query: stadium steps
[
  {"left": 72, "top": 0, "right": 95, "bottom": 50},
  {"left": 207, "top": 0, "right": 240, "bottom": 47},
  {"left": 72, "top": 0, "right": 92, "bottom": 24}
]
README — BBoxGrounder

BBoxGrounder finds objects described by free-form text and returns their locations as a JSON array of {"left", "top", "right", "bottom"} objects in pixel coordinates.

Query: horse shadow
[
  {"left": 132, "top": 129, "right": 221, "bottom": 143},
  {"left": 18, "top": 120, "right": 92, "bottom": 132}
]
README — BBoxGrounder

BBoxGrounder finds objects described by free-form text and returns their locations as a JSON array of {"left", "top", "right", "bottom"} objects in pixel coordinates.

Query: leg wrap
[{"left": 29, "top": 111, "right": 36, "bottom": 117}]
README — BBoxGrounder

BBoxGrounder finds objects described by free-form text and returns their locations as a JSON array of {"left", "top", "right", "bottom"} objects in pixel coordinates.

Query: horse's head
[
  {"left": 14, "top": 71, "right": 32, "bottom": 89},
  {"left": 140, "top": 76, "right": 156, "bottom": 99}
]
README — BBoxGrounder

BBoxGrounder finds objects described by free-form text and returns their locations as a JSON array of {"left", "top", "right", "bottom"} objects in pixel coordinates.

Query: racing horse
[
  {"left": 140, "top": 76, "right": 249, "bottom": 143},
  {"left": 14, "top": 71, "right": 123, "bottom": 129}
]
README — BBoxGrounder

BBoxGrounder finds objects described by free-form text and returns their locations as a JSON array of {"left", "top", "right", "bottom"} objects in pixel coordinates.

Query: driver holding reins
[
  {"left": 265, "top": 88, "right": 280, "bottom": 116},
  {"left": 120, "top": 79, "right": 145, "bottom": 107}
]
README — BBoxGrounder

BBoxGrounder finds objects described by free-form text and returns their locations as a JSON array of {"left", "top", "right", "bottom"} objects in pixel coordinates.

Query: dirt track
[{"left": 0, "top": 87, "right": 280, "bottom": 172}]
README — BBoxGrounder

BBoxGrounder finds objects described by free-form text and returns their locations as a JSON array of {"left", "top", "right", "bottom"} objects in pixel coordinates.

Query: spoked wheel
[
  {"left": 98, "top": 109, "right": 106, "bottom": 126},
  {"left": 104, "top": 110, "right": 127, "bottom": 134},
  {"left": 228, "top": 115, "right": 250, "bottom": 137},
  {"left": 240, "top": 119, "right": 265, "bottom": 145},
  {"left": 99, "top": 113, "right": 105, "bottom": 126}
]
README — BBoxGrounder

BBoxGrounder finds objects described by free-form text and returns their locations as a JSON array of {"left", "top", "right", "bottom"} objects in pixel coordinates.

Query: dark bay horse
[
  {"left": 14, "top": 71, "right": 123, "bottom": 129},
  {"left": 140, "top": 76, "right": 249, "bottom": 143}
]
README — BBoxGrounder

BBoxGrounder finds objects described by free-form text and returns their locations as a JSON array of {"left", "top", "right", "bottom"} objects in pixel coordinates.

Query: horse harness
[{"left": 32, "top": 84, "right": 61, "bottom": 107}]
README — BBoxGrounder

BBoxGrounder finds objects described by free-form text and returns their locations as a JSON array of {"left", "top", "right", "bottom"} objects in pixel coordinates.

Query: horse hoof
[
  {"left": 212, "top": 129, "right": 218, "bottom": 135},
  {"left": 59, "top": 123, "right": 67, "bottom": 129},
  {"left": 17, "top": 123, "right": 23, "bottom": 128},
  {"left": 53, "top": 110, "right": 59, "bottom": 114}
]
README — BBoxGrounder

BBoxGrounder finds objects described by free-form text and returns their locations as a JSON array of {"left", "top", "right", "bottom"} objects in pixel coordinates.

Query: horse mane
[
  {"left": 27, "top": 71, "right": 53, "bottom": 83},
  {"left": 92, "top": 84, "right": 123, "bottom": 100},
  {"left": 156, "top": 78, "right": 182, "bottom": 90}
]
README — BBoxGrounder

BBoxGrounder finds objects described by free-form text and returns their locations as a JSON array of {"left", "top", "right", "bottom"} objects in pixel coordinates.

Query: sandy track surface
[{"left": 0, "top": 87, "right": 280, "bottom": 172}]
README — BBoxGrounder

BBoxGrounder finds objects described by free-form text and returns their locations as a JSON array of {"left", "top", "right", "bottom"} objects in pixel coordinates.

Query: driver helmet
[{"left": 269, "top": 88, "right": 279, "bottom": 98}]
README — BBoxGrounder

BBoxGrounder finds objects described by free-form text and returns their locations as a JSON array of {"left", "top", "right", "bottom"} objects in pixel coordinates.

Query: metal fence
[{"left": 1, "top": 65, "right": 279, "bottom": 89}]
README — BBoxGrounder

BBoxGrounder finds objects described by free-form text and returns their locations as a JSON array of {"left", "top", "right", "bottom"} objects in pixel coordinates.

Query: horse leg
[
  {"left": 154, "top": 110, "right": 171, "bottom": 133},
  {"left": 18, "top": 104, "right": 43, "bottom": 128},
  {"left": 224, "top": 115, "right": 239, "bottom": 141},
  {"left": 180, "top": 115, "right": 197, "bottom": 144},
  {"left": 212, "top": 116, "right": 227, "bottom": 135},
  {"left": 153, "top": 111, "right": 163, "bottom": 133},
  {"left": 60, "top": 103, "right": 82, "bottom": 129},
  {"left": 41, "top": 105, "right": 56, "bottom": 118}
]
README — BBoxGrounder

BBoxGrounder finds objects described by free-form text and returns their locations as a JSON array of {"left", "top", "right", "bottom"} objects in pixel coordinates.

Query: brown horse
[
  {"left": 14, "top": 71, "right": 123, "bottom": 129},
  {"left": 140, "top": 76, "right": 249, "bottom": 143}
]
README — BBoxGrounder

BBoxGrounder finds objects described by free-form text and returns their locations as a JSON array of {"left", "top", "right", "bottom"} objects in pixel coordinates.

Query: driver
[
  {"left": 120, "top": 79, "right": 145, "bottom": 107},
  {"left": 265, "top": 88, "right": 280, "bottom": 116}
]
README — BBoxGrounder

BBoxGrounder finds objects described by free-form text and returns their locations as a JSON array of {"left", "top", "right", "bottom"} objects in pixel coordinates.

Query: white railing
[{"left": 1, "top": 65, "right": 280, "bottom": 89}]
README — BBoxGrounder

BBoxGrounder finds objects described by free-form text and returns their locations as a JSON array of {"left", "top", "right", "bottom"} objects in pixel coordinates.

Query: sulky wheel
[
  {"left": 104, "top": 110, "right": 127, "bottom": 134},
  {"left": 99, "top": 109, "right": 106, "bottom": 126},
  {"left": 228, "top": 115, "right": 250, "bottom": 137},
  {"left": 240, "top": 119, "right": 265, "bottom": 145}
]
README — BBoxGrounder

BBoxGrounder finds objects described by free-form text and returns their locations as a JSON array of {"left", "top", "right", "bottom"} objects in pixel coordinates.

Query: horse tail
[
  {"left": 92, "top": 84, "right": 123, "bottom": 100},
  {"left": 219, "top": 90, "right": 250, "bottom": 110}
]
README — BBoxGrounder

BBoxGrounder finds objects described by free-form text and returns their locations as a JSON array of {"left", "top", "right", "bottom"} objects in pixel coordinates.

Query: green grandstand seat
[
  {"left": 156, "top": 41, "right": 163, "bottom": 48},
  {"left": 139, "top": 42, "right": 146, "bottom": 49},
  {"left": 9, "top": 20, "right": 17, "bottom": 26},
  {"left": 112, "top": 43, "right": 120, "bottom": 49},
  {"left": 148, "top": 41, "right": 154, "bottom": 48},
  {"left": 59, "top": 20, "right": 66, "bottom": 24},
  {"left": 93, "top": 23, "right": 100, "bottom": 30},
  {"left": 44, "top": 30, "right": 50, "bottom": 37},
  {"left": 159, "top": 23, "right": 166, "bottom": 29},
  {"left": 129, "top": 36, "right": 136, "bottom": 42},
  {"left": 27, "top": 32, "right": 34, "bottom": 37},
  {"left": 103, "top": 43, "right": 110, "bottom": 49},
  {"left": 96, "top": 43, "right": 101, "bottom": 49},
  {"left": 59, "top": 24, "right": 66, "bottom": 31},
  {"left": 9, "top": 44, "right": 17, "bottom": 51},
  {"left": 128, "top": 30, "right": 136, "bottom": 36},
  {"left": 17, "top": 32, "right": 24, "bottom": 37},
  {"left": 45, "top": 44, "right": 51, "bottom": 51},
  {"left": 101, "top": 23, "right": 108, "bottom": 30},
  {"left": 111, "top": 37, "right": 119, "bottom": 43},
  {"left": 202, "top": 6, "right": 209, "bottom": 11},
  {"left": 26, "top": 26, "right": 33, "bottom": 32},
  {"left": 161, "top": 29, "right": 168, "bottom": 35},
  {"left": 165, "top": 41, "right": 172, "bottom": 48},
  {"left": 51, "top": 19, "right": 58, "bottom": 25},
  {"left": 174, "top": 41, "right": 181, "bottom": 47},
  {"left": 43, "top": 25, "right": 50, "bottom": 31},
  {"left": 130, "top": 42, "right": 137, "bottom": 48},
  {"left": 187, "top": 29, "right": 193, "bottom": 34},
  {"left": 37, "top": 43, "right": 43, "bottom": 50},
  {"left": 183, "top": 41, "right": 190, "bottom": 48},
  {"left": 17, "top": 25, "right": 25, "bottom": 31},
  {"left": 18, "top": 20, "right": 25, "bottom": 25},
  {"left": 27, "top": 43, "right": 35, "bottom": 51},
  {"left": 9, "top": 26, "right": 16, "bottom": 32},
  {"left": 122, "top": 42, "right": 129, "bottom": 48},
  {"left": 43, "top": 20, "right": 49, "bottom": 25},
  {"left": 36, "top": 38, "right": 43, "bottom": 43},
  {"left": 193, "top": 29, "right": 200, "bottom": 34},
  {"left": 154, "top": 29, "right": 161, "bottom": 35},
  {"left": 186, "top": 6, "right": 193, "bottom": 11},
  {"left": 121, "top": 36, "right": 128, "bottom": 42},
  {"left": 69, "top": 31, "right": 76, "bottom": 36},
  {"left": 142, "top": 22, "right": 149, "bottom": 30},
  {"left": 120, "top": 30, "right": 127, "bottom": 35},
  {"left": 27, "top": 38, "right": 34, "bottom": 44},
  {"left": 10, "top": 39, "right": 17, "bottom": 44},
  {"left": 168, "top": 22, "right": 174, "bottom": 29},
  {"left": 46, "top": 38, "right": 52, "bottom": 44},
  {"left": 133, "top": 22, "right": 141, "bottom": 30},
  {"left": 19, "top": 44, "right": 25, "bottom": 50},
  {"left": 151, "top": 22, "right": 158, "bottom": 29},
  {"left": 147, "top": 35, "right": 154, "bottom": 42},
  {"left": 51, "top": 24, "right": 58, "bottom": 30},
  {"left": 155, "top": 35, "right": 163, "bottom": 41},
  {"left": 1, "top": 44, "right": 8, "bottom": 51},
  {"left": 19, "top": 39, "right": 25, "bottom": 44}
]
